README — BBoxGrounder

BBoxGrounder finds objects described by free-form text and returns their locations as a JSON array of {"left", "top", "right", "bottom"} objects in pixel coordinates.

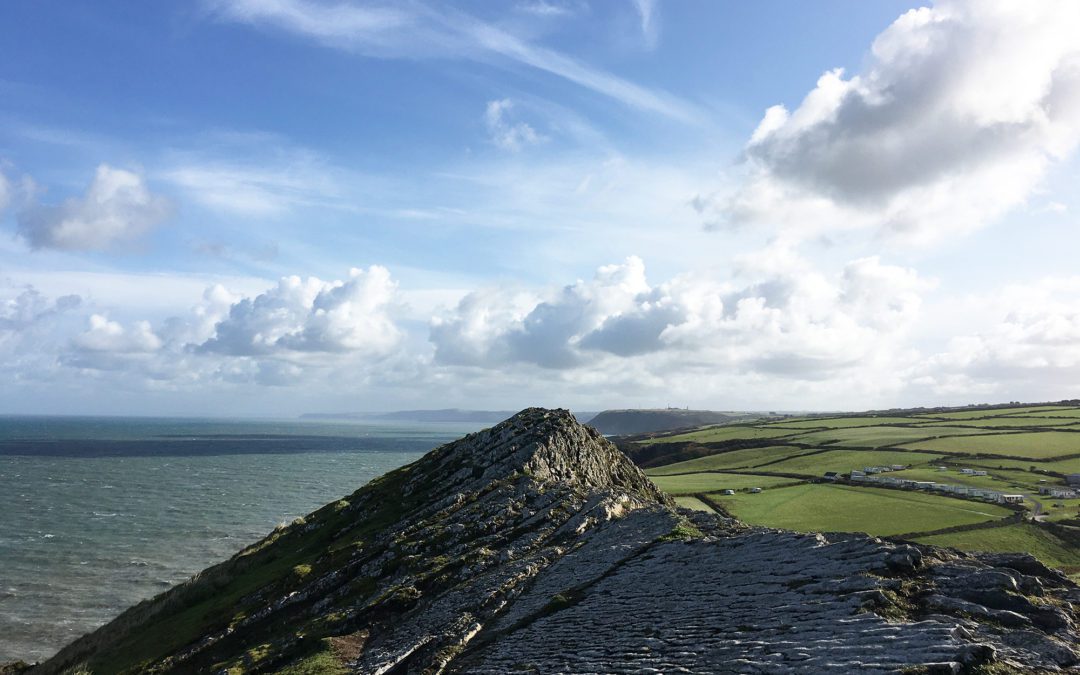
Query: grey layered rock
[{"left": 32, "top": 408, "right": 1080, "bottom": 674}]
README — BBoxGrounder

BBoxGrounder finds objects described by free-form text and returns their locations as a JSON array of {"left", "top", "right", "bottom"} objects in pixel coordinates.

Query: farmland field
[
  {"left": 914, "top": 417, "right": 1080, "bottom": 428},
  {"left": 631, "top": 402, "right": 1080, "bottom": 574},
  {"left": 886, "top": 467, "right": 1043, "bottom": 492},
  {"left": 649, "top": 472, "right": 799, "bottom": 495},
  {"left": 673, "top": 496, "right": 714, "bottom": 513},
  {"left": 711, "top": 484, "right": 1012, "bottom": 537},
  {"left": 966, "top": 456, "right": 1080, "bottom": 474},
  {"left": 902, "top": 430, "right": 1080, "bottom": 459},
  {"left": 762, "top": 416, "right": 931, "bottom": 429},
  {"left": 915, "top": 524, "right": 1080, "bottom": 576},
  {"left": 643, "top": 445, "right": 810, "bottom": 475},
  {"left": 760, "top": 448, "right": 944, "bottom": 475},
  {"left": 788, "top": 425, "right": 995, "bottom": 448},
  {"left": 914, "top": 406, "right": 1078, "bottom": 419},
  {"left": 999, "top": 408, "right": 1080, "bottom": 418},
  {"left": 643, "top": 425, "right": 804, "bottom": 445}
]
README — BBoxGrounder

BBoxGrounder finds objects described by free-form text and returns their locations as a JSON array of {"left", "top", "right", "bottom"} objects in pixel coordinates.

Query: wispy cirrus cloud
[{"left": 206, "top": 0, "right": 701, "bottom": 123}]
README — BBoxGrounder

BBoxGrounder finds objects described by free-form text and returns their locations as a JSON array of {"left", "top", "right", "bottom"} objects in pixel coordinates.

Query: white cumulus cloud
[
  {"left": 710, "top": 0, "right": 1080, "bottom": 245},
  {"left": 198, "top": 266, "right": 401, "bottom": 356},
  {"left": 74, "top": 314, "right": 163, "bottom": 353},
  {"left": 431, "top": 253, "right": 931, "bottom": 381},
  {"left": 17, "top": 165, "right": 170, "bottom": 250}
]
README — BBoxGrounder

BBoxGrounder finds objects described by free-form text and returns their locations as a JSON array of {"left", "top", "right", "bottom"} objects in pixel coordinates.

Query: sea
[{"left": 0, "top": 415, "right": 483, "bottom": 664}]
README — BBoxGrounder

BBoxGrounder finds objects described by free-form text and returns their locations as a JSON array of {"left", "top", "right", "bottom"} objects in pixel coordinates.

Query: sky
[{"left": 2, "top": 0, "right": 1080, "bottom": 416}]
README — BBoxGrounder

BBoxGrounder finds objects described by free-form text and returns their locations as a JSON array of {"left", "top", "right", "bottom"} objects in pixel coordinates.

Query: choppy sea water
[{"left": 0, "top": 416, "right": 480, "bottom": 664}]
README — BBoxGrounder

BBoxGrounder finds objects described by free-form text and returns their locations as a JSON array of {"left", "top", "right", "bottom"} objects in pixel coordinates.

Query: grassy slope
[
  {"left": 914, "top": 417, "right": 1080, "bottom": 428},
  {"left": 789, "top": 426, "right": 1000, "bottom": 448},
  {"left": 902, "top": 430, "right": 1080, "bottom": 458},
  {"left": 643, "top": 445, "right": 811, "bottom": 475},
  {"left": 650, "top": 472, "right": 799, "bottom": 495},
  {"left": 915, "top": 523, "right": 1080, "bottom": 576},
  {"left": 673, "top": 496, "right": 714, "bottom": 512},
  {"left": 761, "top": 449, "right": 943, "bottom": 475},
  {"left": 712, "top": 484, "right": 1012, "bottom": 537},
  {"left": 73, "top": 461, "right": 421, "bottom": 674},
  {"left": 763, "top": 416, "right": 938, "bottom": 429},
  {"left": 641, "top": 426, "right": 806, "bottom": 445}
]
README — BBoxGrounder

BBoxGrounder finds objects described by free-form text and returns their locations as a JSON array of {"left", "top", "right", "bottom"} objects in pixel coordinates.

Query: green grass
[
  {"left": 760, "top": 416, "right": 928, "bottom": 429},
  {"left": 914, "top": 523, "right": 1080, "bottom": 576},
  {"left": 998, "top": 407, "right": 1080, "bottom": 418},
  {"left": 914, "top": 417, "right": 1080, "bottom": 428},
  {"left": 902, "top": 430, "right": 1080, "bottom": 459},
  {"left": 887, "top": 467, "right": 1043, "bottom": 493},
  {"left": 965, "top": 456, "right": 1080, "bottom": 474},
  {"left": 712, "top": 484, "right": 1012, "bottom": 537},
  {"left": 650, "top": 472, "right": 800, "bottom": 495},
  {"left": 644, "top": 445, "right": 811, "bottom": 475},
  {"left": 673, "top": 496, "right": 714, "bottom": 512},
  {"left": 1041, "top": 499, "right": 1080, "bottom": 523},
  {"left": 760, "top": 448, "right": 944, "bottom": 475},
  {"left": 914, "top": 406, "right": 1079, "bottom": 419},
  {"left": 277, "top": 640, "right": 349, "bottom": 675},
  {"left": 643, "top": 425, "right": 806, "bottom": 445},
  {"left": 789, "top": 426, "right": 993, "bottom": 448}
]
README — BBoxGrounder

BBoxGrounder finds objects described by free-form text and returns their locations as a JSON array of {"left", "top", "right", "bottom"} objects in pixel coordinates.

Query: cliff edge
[{"left": 33, "top": 408, "right": 1080, "bottom": 674}]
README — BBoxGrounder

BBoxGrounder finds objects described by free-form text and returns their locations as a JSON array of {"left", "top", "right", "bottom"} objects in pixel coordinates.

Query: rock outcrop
[{"left": 33, "top": 408, "right": 1079, "bottom": 674}]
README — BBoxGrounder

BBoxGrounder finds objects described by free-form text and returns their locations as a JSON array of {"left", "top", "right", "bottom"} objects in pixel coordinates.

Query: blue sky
[{"left": 2, "top": 0, "right": 1079, "bottom": 416}]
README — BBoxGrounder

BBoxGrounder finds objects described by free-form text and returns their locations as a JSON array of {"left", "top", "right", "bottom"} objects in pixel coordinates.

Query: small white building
[
  {"left": 720, "top": 489, "right": 735, "bottom": 496},
  {"left": 890, "top": 464, "right": 907, "bottom": 471},
  {"left": 1001, "top": 494, "right": 1025, "bottom": 504},
  {"left": 749, "top": 487, "right": 762, "bottom": 493},
  {"left": 960, "top": 468, "right": 975, "bottom": 475},
  {"left": 914, "top": 481, "right": 936, "bottom": 490},
  {"left": 972, "top": 470, "right": 988, "bottom": 477}
]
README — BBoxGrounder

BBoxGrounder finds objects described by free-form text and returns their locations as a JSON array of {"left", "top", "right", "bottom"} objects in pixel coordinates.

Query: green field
[
  {"left": 999, "top": 408, "right": 1080, "bottom": 418},
  {"left": 887, "top": 467, "right": 1042, "bottom": 493},
  {"left": 965, "top": 456, "right": 1080, "bottom": 474},
  {"left": 634, "top": 403, "right": 1080, "bottom": 574},
  {"left": 914, "top": 417, "right": 1080, "bottom": 428},
  {"left": 644, "top": 445, "right": 810, "bottom": 475},
  {"left": 788, "top": 425, "right": 993, "bottom": 448},
  {"left": 903, "top": 430, "right": 1080, "bottom": 458},
  {"left": 712, "top": 484, "right": 1012, "bottom": 537},
  {"left": 644, "top": 425, "right": 805, "bottom": 445},
  {"left": 761, "top": 448, "right": 944, "bottom": 475},
  {"left": 650, "top": 472, "right": 799, "bottom": 495},
  {"left": 915, "top": 524, "right": 1080, "bottom": 576},
  {"left": 673, "top": 496, "right": 714, "bottom": 513},
  {"left": 1042, "top": 499, "right": 1080, "bottom": 523},
  {"left": 762, "top": 416, "right": 928, "bottom": 429},
  {"left": 914, "top": 406, "right": 1079, "bottom": 419}
]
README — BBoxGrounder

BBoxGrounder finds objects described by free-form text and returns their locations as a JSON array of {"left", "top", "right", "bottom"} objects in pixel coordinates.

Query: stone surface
[{"left": 31, "top": 408, "right": 1080, "bottom": 674}]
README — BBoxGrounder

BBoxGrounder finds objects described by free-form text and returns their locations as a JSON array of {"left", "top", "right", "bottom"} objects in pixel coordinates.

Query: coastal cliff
[{"left": 32, "top": 409, "right": 1080, "bottom": 673}]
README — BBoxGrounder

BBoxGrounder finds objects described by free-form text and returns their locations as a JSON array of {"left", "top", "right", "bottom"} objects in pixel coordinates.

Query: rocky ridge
[{"left": 31, "top": 408, "right": 1080, "bottom": 674}]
